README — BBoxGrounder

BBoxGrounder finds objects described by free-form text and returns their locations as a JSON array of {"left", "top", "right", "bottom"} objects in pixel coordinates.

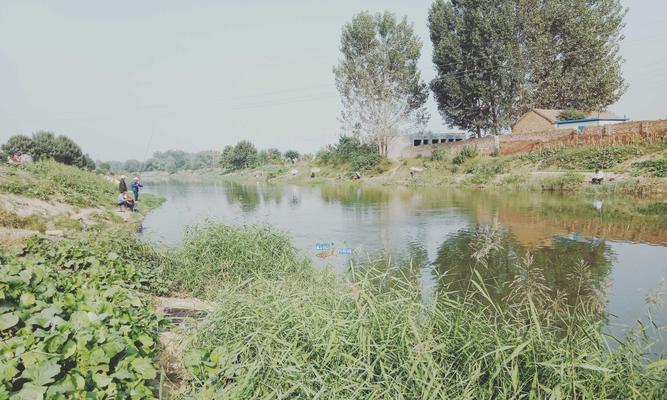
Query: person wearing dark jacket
[
  {"left": 119, "top": 175, "right": 128, "bottom": 193},
  {"left": 131, "top": 177, "right": 143, "bottom": 201}
]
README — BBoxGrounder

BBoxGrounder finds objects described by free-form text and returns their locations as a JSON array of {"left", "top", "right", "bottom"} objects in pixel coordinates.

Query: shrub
[
  {"left": 316, "top": 136, "right": 383, "bottom": 172},
  {"left": 430, "top": 148, "right": 446, "bottom": 161},
  {"left": 452, "top": 145, "right": 479, "bottom": 165}
]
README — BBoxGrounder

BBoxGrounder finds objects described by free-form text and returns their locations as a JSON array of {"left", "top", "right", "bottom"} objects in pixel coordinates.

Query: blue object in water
[
  {"left": 337, "top": 247, "right": 353, "bottom": 255},
  {"left": 316, "top": 242, "right": 331, "bottom": 250}
]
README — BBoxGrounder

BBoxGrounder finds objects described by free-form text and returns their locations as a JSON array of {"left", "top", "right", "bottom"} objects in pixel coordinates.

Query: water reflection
[{"left": 141, "top": 181, "right": 667, "bottom": 340}]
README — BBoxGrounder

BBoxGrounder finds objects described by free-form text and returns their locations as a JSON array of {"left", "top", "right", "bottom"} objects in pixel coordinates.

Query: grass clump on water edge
[
  {"left": 167, "top": 226, "right": 667, "bottom": 398},
  {"left": 161, "top": 223, "right": 308, "bottom": 298}
]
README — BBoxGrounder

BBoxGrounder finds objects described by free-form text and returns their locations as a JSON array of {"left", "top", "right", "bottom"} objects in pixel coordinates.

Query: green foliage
[
  {"left": 181, "top": 257, "right": 667, "bottom": 399},
  {"left": 0, "top": 160, "right": 116, "bottom": 207},
  {"left": 257, "top": 148, "right": 282, "bottom": 165},
  {"left": 429, "top": 0, "right": 525, "bottom": 136},
  {"left": 317, "top": 136, "right": 383, "bottom": 173},
  {"left": 284, "top": 150, "right": 299, "bottom": 163},
  {"left": 430, "top": 147, "right": 446, "bottom": 162},
  {"left": 535, "top": 145, "right": 646, "bottom": 170},
  {"left": 452, "top": 145, "right": 479, "bottom": 165},
  {"left": 334, "top": 11, "right": 429, "bottom": 156},
  {"left": 526, "top": 0, "right": 626, "bottom": 110},
  {"left": 0, "top": 237, "right": 163, "bottom": 398},
  {"left": 0, "top": 208, "right": 47, "bottom": 232},
  {"left": 541, "top": 171, "right": 585, "bottom": 191},
  {"left": 1, "top": 135, "right": 34, "bottom": 159},
  {"left": 139, "top": 150, "right": 221, "bottom": 173},
  {"left": 161, "top": 224, "right": 306, "bottom": 298},
  {"left": 220, "top": 141, "right": 258, "bottom": 171},
  {"left": 1, "top": 132, "right": 92, "bottom": 169},
  {"left": 429, "top": 0, "right": 626, "bottom": 135},
  {"left": 558, "top": 108, "right": 588, "bottom": 121},
  {"left": 633, "top": 159, "right": 667, "bottom": 177}
]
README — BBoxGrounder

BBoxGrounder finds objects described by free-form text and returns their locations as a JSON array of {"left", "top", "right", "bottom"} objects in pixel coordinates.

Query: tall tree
[
  {"left": 334, "top": 11, "right": 429, "bottom": 157},
  {"left": 429, "top": 0, "right": 626, "bottom": 136},
  {"left": 429, "top": 0, "right": 525, "bottom": 137},
  {"left": 524, "top": 0, "right": 626, "bottom": 110}
]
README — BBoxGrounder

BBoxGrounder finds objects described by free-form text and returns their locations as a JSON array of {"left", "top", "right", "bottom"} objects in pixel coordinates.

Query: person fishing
[
  {"left": 592, "top": 169, "right": 605, "bottom": 184},
  {"left": 119, "top": 175, "right": 128, "bottom": 193},
  {"left": 131, "top": 177, "right": 143, "bottom": 201}
]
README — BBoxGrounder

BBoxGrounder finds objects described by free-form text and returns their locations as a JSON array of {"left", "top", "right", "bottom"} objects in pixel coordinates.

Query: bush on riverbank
[{"left": 316, "top": 136, "right": 388, "bottom": 174}]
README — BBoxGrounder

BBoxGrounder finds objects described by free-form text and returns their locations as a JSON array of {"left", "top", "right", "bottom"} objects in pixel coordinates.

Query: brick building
[{"left": 512, "top": 108, "right": 628, "bottom": 135}]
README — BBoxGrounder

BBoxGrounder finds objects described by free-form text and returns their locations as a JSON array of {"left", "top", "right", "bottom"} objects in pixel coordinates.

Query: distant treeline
[{"left": 101, "top": 150, "right": 221, "bottom": 174}]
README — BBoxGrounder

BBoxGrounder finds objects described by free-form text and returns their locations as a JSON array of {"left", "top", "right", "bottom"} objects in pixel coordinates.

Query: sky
[{"left": 1, "top": 1, "right": 665, "bottom": 161}]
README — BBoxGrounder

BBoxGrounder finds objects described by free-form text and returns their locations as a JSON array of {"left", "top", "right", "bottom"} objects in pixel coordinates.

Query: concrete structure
[
  {"left": 512, "top": 109, "right": 628, "bottom": 135},
  {"left": 387, "top": 132, "right": 467, "bottom": 160}
]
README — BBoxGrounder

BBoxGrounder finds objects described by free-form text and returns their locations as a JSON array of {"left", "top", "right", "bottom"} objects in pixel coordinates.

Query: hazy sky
[{"left": 1, "top": 1, "right": 665, "bottom": 161}]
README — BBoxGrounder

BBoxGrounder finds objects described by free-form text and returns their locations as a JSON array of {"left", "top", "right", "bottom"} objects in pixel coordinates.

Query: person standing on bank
[
  {"left": 131, "top": 177, "right": 143, "bottom": 201},
  {"left": 119, "top": 175, "right": 127, "bottom": 193}
]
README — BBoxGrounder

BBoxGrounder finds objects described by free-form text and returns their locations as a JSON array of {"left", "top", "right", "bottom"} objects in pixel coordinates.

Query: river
[{"left": 140, "top": 180, "right": 667, "bottom": 345}]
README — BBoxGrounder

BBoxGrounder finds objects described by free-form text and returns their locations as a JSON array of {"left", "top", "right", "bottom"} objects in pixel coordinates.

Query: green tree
[
  {"left": 429, "top": 0, "right": 525, "bottom": 137},
  {"left": 524, "top": 0, "right": 626, "bottom": 110},
  {"left": 284, "top": 150, "right": 299, "bottom": 164},
  {"left": 334, "top": 11, "right": 429, "bottom": 156},
  {"left": 220, "top": 141, "right": 258, "bottom": 171},
  {"left": 1, "top": 135, "right": 34, "bottom": 158}
]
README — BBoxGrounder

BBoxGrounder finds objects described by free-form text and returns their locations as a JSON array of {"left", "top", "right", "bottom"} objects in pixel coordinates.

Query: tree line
[{"left": 335, "top": 0, "right": 626, "bottom": 151}]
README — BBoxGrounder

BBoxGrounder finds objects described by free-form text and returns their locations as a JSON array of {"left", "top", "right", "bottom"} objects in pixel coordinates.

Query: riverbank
[
  {"left": 142, "top": 141, "right": 667, "bottom": 197},
  {"left": 2, "top": 162, "right": 666, "bottom": 398}
]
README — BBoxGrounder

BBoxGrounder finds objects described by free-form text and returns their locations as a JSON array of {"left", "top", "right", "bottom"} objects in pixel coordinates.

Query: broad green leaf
[
  {"left": 92, "top": 373, "right": 112, "bottom": 388},
  {"left": 20, "top": 359, "right": 61, "bottom": 386},
  {"left": 0, "top": 312, "right": 19, "bottom": 331},
  {"left": 19, "top": 292, "right": 35, "bottom": 307},
  {"left": 9, "top": 383, "right": 46, "bottom": 400},
  {"left": 131, "top": 357, "right": 156, "bottom": 380}
]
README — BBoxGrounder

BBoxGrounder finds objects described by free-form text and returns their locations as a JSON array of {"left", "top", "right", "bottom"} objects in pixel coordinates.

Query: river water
[{"left": 140, "top": 180, "right": 667, "bottom": 344}]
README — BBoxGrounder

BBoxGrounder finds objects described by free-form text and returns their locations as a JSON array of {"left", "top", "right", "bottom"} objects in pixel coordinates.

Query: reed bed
[{"left": 161, "top": 225, "right": 667, "bottom": 399}]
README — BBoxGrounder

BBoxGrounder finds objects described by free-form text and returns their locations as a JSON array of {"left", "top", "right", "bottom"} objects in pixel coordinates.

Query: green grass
[
  {"left": 150, "top": 223, "right": 667, "bottom": 399},
  {"left": 178, "top": 251, "right": 667, "bottom": 399},
  {"left": 0, "top": 208, "right": 47, "bottom": 232},
  {"left": 518, "top": 144, "right": 657, "bottom": 171},
  {"left": 161, "top": 224, "right": 308, "bottom": 298},
  {"left": 0, "top": 160, "right": 116, "bottom": 207}
]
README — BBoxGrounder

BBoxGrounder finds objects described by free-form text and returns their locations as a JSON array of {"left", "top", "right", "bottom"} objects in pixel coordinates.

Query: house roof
[{"left": 531, "top": 108, "right": 625, "bottom": 124}]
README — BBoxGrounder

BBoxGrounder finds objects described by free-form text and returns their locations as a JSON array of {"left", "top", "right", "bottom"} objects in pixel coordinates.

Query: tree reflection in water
[{"left": 432, "top": 224, "right": 613, "bottom": 319}]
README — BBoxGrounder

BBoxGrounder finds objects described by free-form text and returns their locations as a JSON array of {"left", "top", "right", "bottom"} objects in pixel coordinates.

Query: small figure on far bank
[
  {"left": 131, "top": 177, "right": 143, "bottom": 201},
  {"left": 119, "top": 175, "right": 128, "bottom": 193},
  {"left": 591, "top": 169, "right": 605, "bottom": 185}
]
